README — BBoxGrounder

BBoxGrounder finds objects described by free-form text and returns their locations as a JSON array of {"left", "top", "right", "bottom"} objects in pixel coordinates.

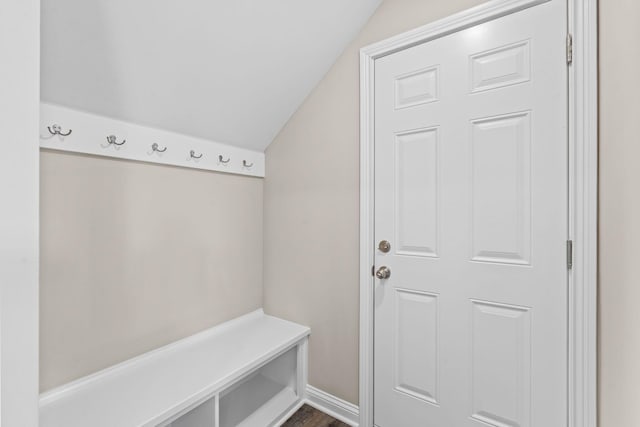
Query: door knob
[
  {"left": 375, "top": 266, "right": 391, "bottom": 280},
  {"left": 378, "top": 240, "right": 391, "bottom": 253}
]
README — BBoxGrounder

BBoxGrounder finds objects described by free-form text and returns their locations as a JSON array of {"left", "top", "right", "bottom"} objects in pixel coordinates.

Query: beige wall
[
  {"left": 598, "top": 0, "right": 640, "bottom": 425},
  {"left": 264, "top": 0, "right": 487, "bottom": 405},
  {"left": 40, "top": 150, "right": 263, "bottom": 391}
]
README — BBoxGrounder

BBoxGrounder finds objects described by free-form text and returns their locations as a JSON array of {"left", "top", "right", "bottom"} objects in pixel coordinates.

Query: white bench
[{"left": 40, "top": 310, "right": 310, "bottom": 427}]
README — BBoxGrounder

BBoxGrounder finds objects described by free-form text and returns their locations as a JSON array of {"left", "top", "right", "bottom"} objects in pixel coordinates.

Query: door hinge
[
  {"left": 566, "top": 33, "right": 573, "bottom": 65},
  {"left": 567, "top": 240, "right": 573, "bottom": 270}
]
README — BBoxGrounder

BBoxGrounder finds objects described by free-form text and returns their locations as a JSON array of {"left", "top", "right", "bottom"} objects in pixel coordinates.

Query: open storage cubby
[
  {"left": 164, "top": 398, "right": 216, "bottom": 427},
  {"left": 219, "top": 346, "right": 298, "bottom": 427},
  {"left": 164, "top": 345, "right": 302, "bottom": 427}
]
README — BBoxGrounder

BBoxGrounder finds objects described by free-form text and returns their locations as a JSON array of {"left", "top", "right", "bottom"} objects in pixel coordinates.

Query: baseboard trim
[{"left": 305, "top": 385, "right": 359, "bottom": 426}]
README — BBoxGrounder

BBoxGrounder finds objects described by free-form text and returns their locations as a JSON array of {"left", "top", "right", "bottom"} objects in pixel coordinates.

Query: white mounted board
[{"left": 40, "top": 103, "right": 265, "bottom": 178}]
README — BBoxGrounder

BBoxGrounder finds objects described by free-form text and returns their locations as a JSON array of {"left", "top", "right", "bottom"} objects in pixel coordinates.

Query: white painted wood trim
[
  {"left": 360, "top": 0, "right": 549, "bottom": 60},
  {"left": 305, "top": 386, "right": 359, "bottom": 427},
  {"left": 296, "top": 338, "right": 309, "bottom": 400},
  {"left": 358, "top": 36, "right": 376, "bottom": 427},
  {"left": 0, "top": 0, "right": 40, "bottom": 425},
  {"left": 358, "top": 1, "right": 598, "bottom": 426},
  {"left": 214, "top": 394, "right": 220, "bottom": 426},
  {"left": 567, "top": 0, "right": 598, "bottom": 426},
  {"left": 40, "top": 103, "right": 265, "bottom": 178}
]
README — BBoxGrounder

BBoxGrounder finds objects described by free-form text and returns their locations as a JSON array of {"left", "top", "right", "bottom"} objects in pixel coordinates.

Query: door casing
[
  {"left": 358, "top": 0, "right": 598, "bottom": 426},
  {"left": 0, "top": 0, "right": 40, "bottom": 425}
]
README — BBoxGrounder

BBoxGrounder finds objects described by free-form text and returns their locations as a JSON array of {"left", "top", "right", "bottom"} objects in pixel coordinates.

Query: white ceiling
[{"left": 41, "top": 0, "right": 382, "bottom": 152}]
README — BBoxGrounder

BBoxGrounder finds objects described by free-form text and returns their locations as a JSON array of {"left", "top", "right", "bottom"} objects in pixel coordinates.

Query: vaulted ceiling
[{"left": 41, "top": 0, "right": 382, "bottom": 151}]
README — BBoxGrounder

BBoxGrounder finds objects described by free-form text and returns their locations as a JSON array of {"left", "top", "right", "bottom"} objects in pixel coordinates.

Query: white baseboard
[{"left": 305, "top": 385, "right": 359, "bottom": 426}]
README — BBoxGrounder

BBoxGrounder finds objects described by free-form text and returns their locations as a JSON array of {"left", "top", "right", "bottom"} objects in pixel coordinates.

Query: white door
[{"left": 373, "top": 2, "right": 568, "bottom": 426}]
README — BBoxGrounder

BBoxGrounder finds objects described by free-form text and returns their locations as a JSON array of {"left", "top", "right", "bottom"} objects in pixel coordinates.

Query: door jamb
[{"left": 358, "top": 0, "right": 598, "bottom": 426}]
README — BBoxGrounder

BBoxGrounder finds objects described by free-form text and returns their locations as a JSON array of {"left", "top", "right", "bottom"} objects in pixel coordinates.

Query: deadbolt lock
[
  {"left": 375, "top": 266, "right": 391, "bottom": 280},
  {"left": 378, "top": 240, "right": 391, "bottom": 253}
]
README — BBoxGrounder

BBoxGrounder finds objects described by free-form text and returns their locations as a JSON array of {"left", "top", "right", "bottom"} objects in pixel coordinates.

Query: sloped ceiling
[{"left": 41, "top": 0, "right": 382, "bottom": 151}]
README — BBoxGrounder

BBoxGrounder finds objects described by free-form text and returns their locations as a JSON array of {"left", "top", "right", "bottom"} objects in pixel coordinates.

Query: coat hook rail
[
  {"left": 40, "top": 104, "right": 265, "bottom": 177},
  {"left": 151, "top": 143, "right": 167, "bottom": 153},
  {"left": 48, "top": 124, "right": 73, "bottom": 137},
  {"left": 106, "top": 135, "right": 126, "bottom": 146}
]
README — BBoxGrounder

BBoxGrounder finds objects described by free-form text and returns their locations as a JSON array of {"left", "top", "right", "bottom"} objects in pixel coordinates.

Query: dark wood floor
[{"left": 282, "top": 404, "right": 351, "bottom": 427}]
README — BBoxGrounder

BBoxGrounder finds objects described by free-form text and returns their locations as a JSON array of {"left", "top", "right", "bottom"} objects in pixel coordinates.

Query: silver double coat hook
[
  {"left": 48, "top": 124, "right": 72, "bottom": 137},
  {"left": 106, "top": 135, "right": 126, "bottom": 146}
]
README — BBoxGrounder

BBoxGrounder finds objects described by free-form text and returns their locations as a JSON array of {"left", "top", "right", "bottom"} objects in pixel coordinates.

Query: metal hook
[
  {"left": 47, "top": 124, "right": 73, "bottom": 137},
  {"left": 218, "top": 155, "right": 230, "bottom": 165},
  {"left": 106, "top": 135, "right": 126, "bottom": 146},
  {"left": 151, "top": 143, "right": 167, "bottom": 153},
  {"left": 190, "top": 150, "right": 203, "bottom": 159},
  {"left": 243, "top": 160, "right": 254, "bottom": 168}
]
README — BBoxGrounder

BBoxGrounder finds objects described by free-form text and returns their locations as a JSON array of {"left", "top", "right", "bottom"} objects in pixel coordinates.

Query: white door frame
[
  {"left": 0, "top": 0, "right": 40, "bottom": 425},
  {"left": 358, "top": 0, "right": 598, "bottom": 426}
]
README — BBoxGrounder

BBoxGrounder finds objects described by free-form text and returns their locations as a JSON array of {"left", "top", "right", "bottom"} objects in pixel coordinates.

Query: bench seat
[{"left": 40, "top": 310, "right": 310, "bottom": 427}]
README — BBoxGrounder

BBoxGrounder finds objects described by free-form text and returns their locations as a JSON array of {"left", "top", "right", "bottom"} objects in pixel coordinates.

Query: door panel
[
  {"left": 395, "top": 127, "right": 440, "bottom": 257},
  {"left": 373, "top": 1, "right": 568, "bottom": 426},
  {"left": 470, "top": 300, "right": 531, "bottom": 427},
  {"left": 470, "top": 111, "right": 531, "bottom": 265},
  {"left": 470, "top": 40, "right": 531, "bottom": 93},
  {"left": 393, "top": 288, "right": 439, "bottom": 405},
  {"left": 395, "top": 66, "right": 440, "bottom": 108}
]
